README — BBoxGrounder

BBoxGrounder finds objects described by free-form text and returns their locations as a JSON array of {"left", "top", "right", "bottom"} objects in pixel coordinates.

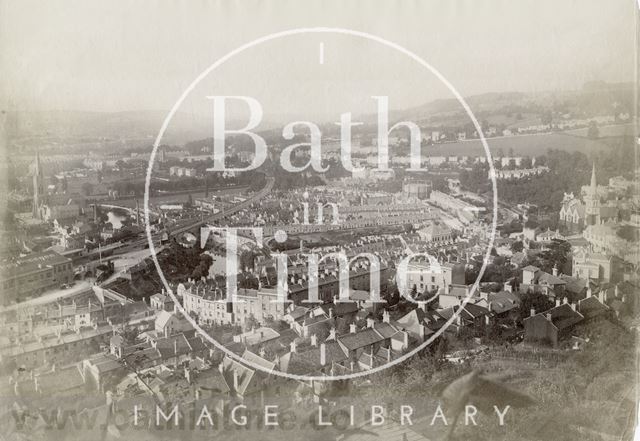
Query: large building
[
  {"left": 0, "top": 250, "right": 73, "bottom": 305},
  {"left": 572, "top": 251, "right": 622, "bottom": 283},
  {"left": 180, "top": 283, "right": 285, "bottom": 328},
  {"left": 40, "top": 203, "right": 81, "bottom": 222},
  {"left": 402, "top": 260, "right": 465, "bottom": 295},
  {"left": 30, "top": 152, "right": 83, "bottom": 223},
  {"left": 417, "top": 222, "right": 453, "bottom": 243},
  {"left": 559, "top": 192, "right": 585, "bottom": 228},
  {"left": 561, "top": 163, "right": 620, "bottom": 230},
  {"left": 402, "top": 180, "right": 431, "bottom": 200}
]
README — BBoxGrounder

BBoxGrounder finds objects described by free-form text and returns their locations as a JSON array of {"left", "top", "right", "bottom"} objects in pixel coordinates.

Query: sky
[{"left": 0, "top": 0, "right": 636, "bottom": 122}]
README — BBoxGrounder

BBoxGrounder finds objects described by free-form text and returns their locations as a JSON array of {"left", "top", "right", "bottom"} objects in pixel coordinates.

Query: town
[
  {"left": 0, "top": 87, "right": 637, "bottom": 441},
  {"left": 208, "top": 95, "right": 429, "bottom": 173}
]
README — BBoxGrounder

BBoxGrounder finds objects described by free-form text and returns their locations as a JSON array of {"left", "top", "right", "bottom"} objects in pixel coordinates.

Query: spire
[
  {"left": 590, "top": 162, "right": 597, "bottom": 190},
  {"left": 34, "top": 149, "right": 41, "bottom": 174},
  {"left": 32, "top": 149, "right": 44, "bottom": 218}
]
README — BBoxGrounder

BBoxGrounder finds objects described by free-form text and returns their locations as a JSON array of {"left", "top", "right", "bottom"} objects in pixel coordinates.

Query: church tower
[
  {"left": 32, "top": 150, "right": 45, "bottom": 219},
  {"left": 584, "top": 162, "right": 600, "bottom": 226}
]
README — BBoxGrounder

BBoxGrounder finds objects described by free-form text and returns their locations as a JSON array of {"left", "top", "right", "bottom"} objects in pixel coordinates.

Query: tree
[
  {"left": 519, "top": 292, "right": 554, "bottom": 322},
  {"left": 81, "top": 182, "right": 94, "bottom": 196}
]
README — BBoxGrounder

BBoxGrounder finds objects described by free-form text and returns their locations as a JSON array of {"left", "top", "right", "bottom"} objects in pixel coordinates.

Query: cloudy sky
[{"left": 0, "top": 0, "right": 636, "bottom": 121}]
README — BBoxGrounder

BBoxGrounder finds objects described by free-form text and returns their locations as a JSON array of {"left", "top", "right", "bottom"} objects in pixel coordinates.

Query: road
[{"left": 0, "top": 279, "right": 94, "bottom": 312}]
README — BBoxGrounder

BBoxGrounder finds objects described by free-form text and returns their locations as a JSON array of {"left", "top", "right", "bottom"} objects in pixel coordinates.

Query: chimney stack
[
  {"left": 310, "top": 334, "right": 317, "bottom": 347},
  {"left": 320, "top": 343, "right": 326, "bottom": 366},
  {"left": 349, "top": 323, "right": 357, "bottom": 334},
  {"left": 555, "top": 298, "right": 561, "bottom": 307},
  {"left": 382, "top": 310, "right": 390, "bottom": 323},
  {"left": 366, "top": 318, "right": 374, "bottom": 328},
  {"left": 530, "top": 307, "right": 536, "bottom": 317},
  {"left": 570, "top": 303, "right": 576, "bottom": 311},
  {"left": 328, "top": 327, "right": 336, "bottom": 340},
  {"left": 290, "top": 340, "right": 297, "bottom": 353},
  {"left": 546, "top": 313, "right": 552, "bottom": 321}
]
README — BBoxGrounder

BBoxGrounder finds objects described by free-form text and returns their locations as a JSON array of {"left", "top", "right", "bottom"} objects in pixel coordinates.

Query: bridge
[
  {"left": 92, "top": 202, "right": 162, "bottom": 221},
  {"left": 99, "top": 177, "right": 275, "bottom": 252}
]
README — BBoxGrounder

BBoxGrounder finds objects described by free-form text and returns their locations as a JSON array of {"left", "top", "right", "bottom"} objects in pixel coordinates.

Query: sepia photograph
[{"left": 0, "top": 1, "right": 638, "bottom": 440}]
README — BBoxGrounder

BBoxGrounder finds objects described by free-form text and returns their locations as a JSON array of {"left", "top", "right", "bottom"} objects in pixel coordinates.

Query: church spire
[
  {"left": 32, "top": 149, "right": 45, "bottom": 219},
  {"left": 585, "top": 161, "right": 600, "bottom": 226}
]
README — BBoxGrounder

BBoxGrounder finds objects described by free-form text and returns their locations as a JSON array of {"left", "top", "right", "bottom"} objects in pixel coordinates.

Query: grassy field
[{"left": 425, "top": 131, "right": 617, "bottom": 158}]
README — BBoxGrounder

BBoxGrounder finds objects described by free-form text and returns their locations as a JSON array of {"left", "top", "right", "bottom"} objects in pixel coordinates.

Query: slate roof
[
  {"left": 560, "top": 275, "right": 588, "bottom": 295},
  {"left": 372, "top": 322, "right": 399, "bottom": 339},
  {"left": 522, "top": 265, "right": 540, "bottom": 272},
  {"left": 155, "top": 333, "right": 191, "bottom": 360},
  {"left": 536, "top": 272, "right": 567, "bottom": 286},
  {"left": 437, "top": 302, "right": 490, "bottom": 322},
  {"left": 541, "top": 303, "right": 584, "bottom": 330},
  {"left": 338, "top": 328, "right": 385, "bottom": 351},
  {"left": 241, "top": 349, "right": 275, "bottom": 373},
  {"left": 319, "top": 301, "right": 359, "bottom": 317},
  {"left": 0, "top": 250, "right": 71, "bottom": 277},
  {"left": 286, "top": 306, "right": 309, "bottom": 321},
  {"left": 281, "top": 341, "right": 348, "bottom": 375},
  {"left": 578, "top": 296, "right": 608, "bottom": 319},
  {"left": 488, "top": 291, "right": 521, "bottom": 314}
]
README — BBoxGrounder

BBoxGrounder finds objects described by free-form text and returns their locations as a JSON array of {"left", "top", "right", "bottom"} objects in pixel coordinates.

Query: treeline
[
  {"left": 112, "top": 170, "right": 266, "bottom": 196},
  {"left": 460, "top": 134, "right": 635, "bottom": 213}
]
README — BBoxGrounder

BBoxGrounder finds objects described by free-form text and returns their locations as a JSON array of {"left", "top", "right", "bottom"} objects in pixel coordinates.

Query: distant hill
[
  {"left": 4, "top": 110, "right": 212, "bottom": 146},
  {"left": 4, "top": 82, "right": 633, "bottom": 153},
  {"left": 384, "top": 82, "right": 634, "bottom": 127},
  {"left": 4, "top": 108, "right": 287, "bottom": 155}
]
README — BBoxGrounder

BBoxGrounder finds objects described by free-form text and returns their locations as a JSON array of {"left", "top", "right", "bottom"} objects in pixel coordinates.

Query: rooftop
[{"left": 1, "top": 250, "right": 71, "bottom": 277}]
